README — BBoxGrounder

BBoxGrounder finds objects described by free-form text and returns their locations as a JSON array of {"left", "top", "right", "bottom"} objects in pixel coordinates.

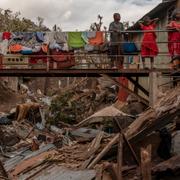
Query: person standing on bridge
[
  {"left": 139, "top": 16, "right": 159, "bottom": 69},
  {"left": 167, "top": 9, "right": 180, "bottom": 70},
  {"left": 109, "top": 13, "right": 124, "bottom": 69}
]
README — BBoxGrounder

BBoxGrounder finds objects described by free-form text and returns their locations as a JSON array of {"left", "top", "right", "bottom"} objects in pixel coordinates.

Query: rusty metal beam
[
  {"left": 0, "top": 69, "right": 177, "bottom": 77},
  {"left": 102, "top": 74, "right": 149, "bottom": 106}
]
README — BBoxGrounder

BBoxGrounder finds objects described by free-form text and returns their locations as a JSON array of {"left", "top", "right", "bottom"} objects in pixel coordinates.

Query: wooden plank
[
  {"left": 128, "top": 109, "right": 180, "bottom": 144},
  {"left": 115, "top": 118, "right": 140, "bottom": 165},
  {"left": 134, "top": 77, "right": 139, "bottom": 94},
  {"left": 85, "top": 131, "right": 104, "bottom": 159},
  {"left": 127, "top": 77, "right": 149, "bottom": 96},
  {"left": 87, "top": 134, "right": 119, "bottom": 169},
  {"left": 117, "top": 134, "right": 123, "bottom": 180},
  {"left": 149, "top": 72, "right": 158, "bottom": 107},
  {"left": 141, "top": 145, "right": 152, "bottom": 180},
  {"left": 152, "top": 155, "right": 180, "bottom": 174},
  {"left": 81, "top": 132, "right": 104, "bottom": 169}
]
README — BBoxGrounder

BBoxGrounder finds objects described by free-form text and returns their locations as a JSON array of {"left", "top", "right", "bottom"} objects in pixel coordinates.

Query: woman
[
  {"left": 139, "top": 16, "right": 159, "bottom": 69},
  {"left": 167, "top": 9, "right": 180, "bottom": 69}
]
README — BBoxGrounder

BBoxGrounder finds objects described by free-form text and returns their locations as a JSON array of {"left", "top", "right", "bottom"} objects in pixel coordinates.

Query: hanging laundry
[
  {"left": 29, "top": 50, "right": 47, "bottom": 64},
  {"left": 0, "top": 33, "right": 3, "bottom": 41},
  {"left": 68, "top": 32, "right": 86, "bottom": 48},
  {"left": 54, "top": 32, "right": 67, "bottom": 44},
  {"left": 81, "top": 31, "right": 97, "bottom": 44},
  {"left": 23, "top": 32, "right": 34, "bottom": 42},
  {"left": 87, "top": 31, "right": 96, "bottom": 39},
  {"left": 89, "top": 31, "right": 104, "bottom": 45},
  {"left": 21, "top": 50, "right": 33, "bottom": 55},
  {"left": 41, "top": 44, "right": 48, "bottom": 53},
  {"left": 12, "top": 32, "right": 24, "bottom": 41},
  {"left": 81, "top": 32, "right": 89, "bottom": 44},
  {"left": 51, "top": 49, "right": 67, "bottom": 62},
  {"left": 9, "top": 44, "right": 23, "bottom": 53},
  {"left": 84, "top": 44, "right": 94, "bottom": 52},
  {"left": 0, "top": 40, "right": 9, "bottom": 55},
  {"left": 2, "top": 32, "right": 12, "bottom": 40},
  {"left": 24, "top": 36, "right": 41, "bottom": 48},
  {"left": 36, "top": 32, "right": 44, "bottom": 43},
  {"left": 62, "top": 43, "right": 69, "bottom": 51},
  {"left": 49, "top": 41, "right": 63, "bottom": 50},
  {"left": 21, "top": 46, "right": 33, "bottom": 55},
  {"left": 44, "top": 32, "right": 55, "bottom": 44},
  {"left": 32, "top": 46, "right": 41, "bottom": 53}
]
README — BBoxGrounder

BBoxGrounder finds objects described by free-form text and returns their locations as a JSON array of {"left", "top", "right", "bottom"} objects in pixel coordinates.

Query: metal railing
[{"left": 0, "top": 29, "right": 179, "bottom": 70}]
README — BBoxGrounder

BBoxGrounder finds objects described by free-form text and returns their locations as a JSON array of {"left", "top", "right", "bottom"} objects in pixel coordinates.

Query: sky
[{"left": 0, "top": 0, "right": 162, "bottom": 31}]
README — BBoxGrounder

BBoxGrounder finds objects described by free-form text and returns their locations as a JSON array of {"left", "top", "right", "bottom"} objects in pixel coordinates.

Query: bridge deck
[{"left": 0, "top": 69, "right": 178, "bottom": 77}]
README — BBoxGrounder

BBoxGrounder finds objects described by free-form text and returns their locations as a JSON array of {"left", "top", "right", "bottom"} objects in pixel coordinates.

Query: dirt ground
[{"left": 0, "top": 82, "right": 23, "bottom": 112}]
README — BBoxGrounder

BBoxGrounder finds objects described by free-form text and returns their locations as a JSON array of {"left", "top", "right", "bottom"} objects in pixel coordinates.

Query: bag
[{"left": 123, "top": 42, "right": 138, "bottom": 53}]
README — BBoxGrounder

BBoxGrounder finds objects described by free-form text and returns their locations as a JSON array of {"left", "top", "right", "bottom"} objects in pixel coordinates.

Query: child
[
  {"left": 139, "top": 16, "right": 159, "bottom": 69},
  {"left": 167, "top": 9, "right": 180, "bottom": 69}
]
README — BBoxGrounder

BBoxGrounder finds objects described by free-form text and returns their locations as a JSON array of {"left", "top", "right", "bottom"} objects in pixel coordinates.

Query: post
[
  {"left": 177, "top": 0, "right": 180, "bottom": 9},
  {"left": 149, "top": 72, "right": 158, "bottom": 107},
  {"left": 46, "top": 45, "right": 50, "bottom": 72},
  {"left": 44, "top": 45, "right": 50, "bottom": 95},
  {"left": 117, "top": 134, "right": 123, "bottom": 180},
  {"left": 141, "top": 145, "right": 152, "bottom": 180}
]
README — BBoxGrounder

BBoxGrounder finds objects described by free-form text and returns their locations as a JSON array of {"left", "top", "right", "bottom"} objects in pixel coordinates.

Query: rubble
[{"left": 0, "top": 78, "right": 179, "bottom": 180}]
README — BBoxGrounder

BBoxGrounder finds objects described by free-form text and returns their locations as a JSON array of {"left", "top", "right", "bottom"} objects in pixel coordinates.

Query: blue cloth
[
  {"left": 123, "top": 42, "right": 138, "bottom": 53},
  {"left": 81, "top": 32, "right": 89, "bottom": 44},
  {"left": 49, "top": 42, "right": 63, "bottom": 50},
  {"left": 36, "top": 32, "right": 44, "bottom": 42},
  {"left": 21, "top": 50, "right": 33, "bottom": 55}
]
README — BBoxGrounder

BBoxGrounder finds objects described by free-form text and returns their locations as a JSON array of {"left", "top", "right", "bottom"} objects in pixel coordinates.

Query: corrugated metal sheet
[
  {"left": 4, "top": 144, "right": 55, "bottom": 172},
  {"left": 18, "top": 165, "right": 96, "bottom": 180}
]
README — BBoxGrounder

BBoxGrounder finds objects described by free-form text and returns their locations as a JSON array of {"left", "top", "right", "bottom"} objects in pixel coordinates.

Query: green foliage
[
  {"left": 49, "top": 91, "right": 77, "bottom": 125},
  {"left": 0, "top": 8, "right": 49, "bottom": 32}
]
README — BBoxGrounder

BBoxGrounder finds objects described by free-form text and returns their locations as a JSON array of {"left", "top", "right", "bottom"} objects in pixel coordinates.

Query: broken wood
[
  {"left": 81, "top": 155, "right": 95, "bottom": 170},
  {"left": 152, "top": 155, "right": 180, "bottom": 175},
  {"left": 82, "top": 131, "right": 104, "bottom": 168},
  {"left": 117, "top": 134, "right": 123, "bottom": 180},
  {"left": 15, "top": 103, "right": 40, "bottom": 122},
  {"left": 104, "top": 163, "right": 118, "bottom": 180},
  {"left": 86, "top": 88, "right": 179, "bottom": 170},
  {"left": 95, "top": 164, "right": 103, "bottom": 180},
  {"left": 141, "top": 145, "right": 152, "bottom": 180},
  {"left": 87, "top": 133, "right": 119, "bottom": 169},
  {"left": 115, "top": 118, "right": 140, "bottom": 165}
]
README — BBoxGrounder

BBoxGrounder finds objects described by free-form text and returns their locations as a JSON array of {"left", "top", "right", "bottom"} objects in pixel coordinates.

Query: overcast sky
[{"left": 0, "top": 0, "right": 162, "bottom": 30}]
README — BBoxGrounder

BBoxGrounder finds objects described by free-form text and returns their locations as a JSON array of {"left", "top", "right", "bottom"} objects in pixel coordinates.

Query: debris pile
[
  {"left": 0, "top": 79, "right": 179, "bottom": 179},
  {"left": 49, "top": 77, "right": 118, "bottom": 125}
]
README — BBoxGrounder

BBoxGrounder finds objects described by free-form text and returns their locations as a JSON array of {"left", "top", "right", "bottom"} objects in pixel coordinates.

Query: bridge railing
[{"left": 0, "top": 29, "right": 179, "bottom": 70}]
